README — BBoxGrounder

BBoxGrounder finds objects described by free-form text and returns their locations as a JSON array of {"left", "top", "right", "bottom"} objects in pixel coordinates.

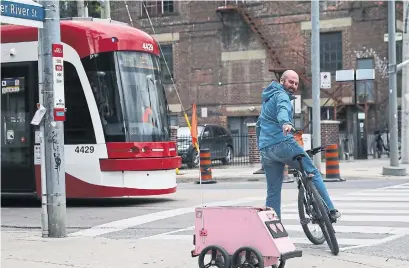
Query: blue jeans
[{"left": 260, "top": 138, "right": 335, "bottom": 219}]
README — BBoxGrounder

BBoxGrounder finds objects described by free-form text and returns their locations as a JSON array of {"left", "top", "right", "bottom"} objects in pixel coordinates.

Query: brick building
[{"left": 109, "top": 0, "right": 405, "bottom": 139}]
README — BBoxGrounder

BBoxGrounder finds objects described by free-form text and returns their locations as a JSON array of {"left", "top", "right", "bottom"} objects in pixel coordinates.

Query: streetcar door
[{"left": 1, "top": 63, "right": 37, "bottom": 193}]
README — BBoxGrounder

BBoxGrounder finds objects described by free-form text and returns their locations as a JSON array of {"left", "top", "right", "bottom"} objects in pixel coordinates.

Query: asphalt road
[{"left": 2, "top": 178, "right": 409, "bottom": 267}]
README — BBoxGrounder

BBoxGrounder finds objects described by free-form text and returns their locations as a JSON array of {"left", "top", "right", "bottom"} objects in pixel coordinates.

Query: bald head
[
  {"left": 281, "top": 70, "right": 299, "bottom": 80},
  {"left": 280, "top": 69, "right": 299, "bottom": 94}
]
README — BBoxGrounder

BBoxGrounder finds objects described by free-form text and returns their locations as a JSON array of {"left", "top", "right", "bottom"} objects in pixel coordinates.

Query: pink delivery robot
[{"left": 191, "top": 206, "right": 302, "bottom": 268}]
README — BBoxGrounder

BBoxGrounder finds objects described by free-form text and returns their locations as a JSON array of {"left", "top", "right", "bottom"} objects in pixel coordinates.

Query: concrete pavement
[
  {"left": 2, "top": 175, "right": 409, "bottom": 267},
  {"left": 2, "top": 230, "right": 409, "bottom": 268},
  {"left": 177, "top": 159, "right": 409, "bottom": 183}
]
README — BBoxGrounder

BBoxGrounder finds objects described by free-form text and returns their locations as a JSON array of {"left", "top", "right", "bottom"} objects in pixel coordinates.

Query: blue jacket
[{"left": 257, "top": 81, "right": 296, "bottom": 150}]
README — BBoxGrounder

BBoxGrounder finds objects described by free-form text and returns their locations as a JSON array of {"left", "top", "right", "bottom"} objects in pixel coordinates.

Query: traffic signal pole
[
  {"left": 38, "top": 0, "right": 67, "bottom": 237},
  {"left": 311, "top": 0, "right": 321, "bottom": 170},
  {"left": 383, "top": 0, "right": 407, "bottom": 176}
]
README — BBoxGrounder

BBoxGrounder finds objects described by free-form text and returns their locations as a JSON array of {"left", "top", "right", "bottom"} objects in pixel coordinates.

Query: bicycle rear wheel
[
  {"left": 307, "top": 181, "right": 339, "bottom": 255},
  {"left": 298, "top": 184, "right": 325, "bottom": 245}
]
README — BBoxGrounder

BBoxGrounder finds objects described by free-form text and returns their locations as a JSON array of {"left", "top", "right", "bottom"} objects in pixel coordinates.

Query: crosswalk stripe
[
  {"left": 332, "top": 196, "right": 409, "bottom": 202},
  {"left": 284, "top": 208, "right": 409, "bottom": 215},
  {"left": 349, "top": 192, "right": 409, "bottom": 196},
  {"left": 282, "top": 224, "right": 409, "bottom": 234},
  {"left": 143, "top": 234, "right": 378, "bottom": 246},
  {"left": 281, "top": 214, "right": 409, "bottom": 222},
  {"left": 286, "top": 201, "right": 409, "bottom": 208}
]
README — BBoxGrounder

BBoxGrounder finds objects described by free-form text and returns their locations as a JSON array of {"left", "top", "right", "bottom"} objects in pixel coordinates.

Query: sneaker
[{"left": 329, "top": 209, "right": 341, "bottom": 222}]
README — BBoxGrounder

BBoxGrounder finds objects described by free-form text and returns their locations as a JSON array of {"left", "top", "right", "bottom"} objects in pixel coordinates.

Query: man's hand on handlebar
[{"left": 282, "top": 124, "right": 294, "bottom": 136}]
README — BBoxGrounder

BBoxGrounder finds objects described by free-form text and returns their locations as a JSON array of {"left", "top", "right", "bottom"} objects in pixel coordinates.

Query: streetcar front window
[{"left": 82, "top": 51, "right": 170, "bottom": 142}]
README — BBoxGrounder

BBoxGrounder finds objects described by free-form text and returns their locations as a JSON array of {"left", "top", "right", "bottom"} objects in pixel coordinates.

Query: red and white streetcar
[{"left": 1, "top": 18, "right": 181, "bottom": 198}]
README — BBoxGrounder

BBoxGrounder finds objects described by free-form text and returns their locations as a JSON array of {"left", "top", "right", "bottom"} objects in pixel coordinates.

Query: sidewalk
[
  {"left": 2, "top": 230, "right": 409, "bottom": 268},
  {"left": 177, "top": 159, "right": 409, "bottom": 183},
  {"left": 1, "top": 230, "right": 408, "bottom": 268}
]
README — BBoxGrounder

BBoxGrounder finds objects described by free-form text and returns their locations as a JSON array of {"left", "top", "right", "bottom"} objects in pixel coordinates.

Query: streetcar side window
[{"left": 64, "top": 62, "right": 96, "bottom": 144}]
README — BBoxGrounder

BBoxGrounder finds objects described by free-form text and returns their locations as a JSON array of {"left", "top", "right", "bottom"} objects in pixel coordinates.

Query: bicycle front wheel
[
  {"left": 308, "top": 181, "right": 339, "bottom": 255},
  {"left": 298, "top": 184, "right": 325, "bottom": 245}
]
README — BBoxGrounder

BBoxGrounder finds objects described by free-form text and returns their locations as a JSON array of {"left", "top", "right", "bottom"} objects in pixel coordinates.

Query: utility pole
[
  {"left": 102, "top": 0, "right": 111, "bottom": 19},
  {"left": 311, "top": 0, "right": 321, "bottom": 170},
  {"left": 401, "top": 1, "right": 409, "bottom": 164},
  {"left": 383, "top": 0, "right": 407, "bottom": 176},
  {"left": 388, "top": 0, "right": 399, "bottom": 167},
  {"left": 38, "top": 0, "right": 67, "bottom": 237}
]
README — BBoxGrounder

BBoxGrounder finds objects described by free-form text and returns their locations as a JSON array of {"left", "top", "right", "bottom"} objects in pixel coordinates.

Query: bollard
[
  {"left": 283, "top": 165, "right": 294, "bottom": 183},
  {"left": 196, "top": 148, "right": 216, "bottom": 184},
  {"left": 324, "top": 144, "right": 345, "bottom": 182}
]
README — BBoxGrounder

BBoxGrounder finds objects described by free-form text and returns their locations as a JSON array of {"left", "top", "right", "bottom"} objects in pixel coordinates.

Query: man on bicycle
[{"left": 256, "top": 70, "right": 341, "bottom": 222}]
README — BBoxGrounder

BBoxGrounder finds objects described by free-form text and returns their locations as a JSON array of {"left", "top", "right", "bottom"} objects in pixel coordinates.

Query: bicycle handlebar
[
  {"left": 289, "top": 128, "right": 327, "bottom": 156},
  {"left": 306, "top": 146, "right": 326, "bottom": 157}
]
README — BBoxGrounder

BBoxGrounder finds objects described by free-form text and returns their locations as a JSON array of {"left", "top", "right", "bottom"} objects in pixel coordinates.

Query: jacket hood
[{"left": 262, "top": 81, "right": 296, "bottom": 102}]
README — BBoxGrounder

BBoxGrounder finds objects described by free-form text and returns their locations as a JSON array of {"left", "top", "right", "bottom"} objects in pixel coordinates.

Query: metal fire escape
[{"left": 215, "top": 1, "right": 349, "bottom": 123}]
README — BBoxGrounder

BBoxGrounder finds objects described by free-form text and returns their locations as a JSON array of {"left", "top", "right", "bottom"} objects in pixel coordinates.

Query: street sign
[
  {"left": 292, "top": 95, "right": 302, "bottom": 114},
  {"left": 0, "top": 0, "right": 45, "bottom": 28},
  {"left": 52, "top": 44, "right": 66, "bottom": 121},
  {"left": 384, "top": 32, "right": 403, "bottom": 42},
  {"left": 336, "top": 69, "right": 355, "bottom": 82},
  {"left": 320, "top": 72, "right": 331, "bottom": 89}
]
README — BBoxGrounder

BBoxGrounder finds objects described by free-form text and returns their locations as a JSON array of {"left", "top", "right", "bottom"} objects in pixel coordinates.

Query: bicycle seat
[{"left": 293, "top": 153, "right": 306, "bottom": 161}]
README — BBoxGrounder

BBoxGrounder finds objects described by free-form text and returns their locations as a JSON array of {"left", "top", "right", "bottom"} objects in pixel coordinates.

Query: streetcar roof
[{"left": 0, "top": 20, "right": 160, "bottom": 58}]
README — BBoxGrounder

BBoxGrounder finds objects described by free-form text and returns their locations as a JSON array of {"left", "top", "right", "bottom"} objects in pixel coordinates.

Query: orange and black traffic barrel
[
  {"left": 196, "top": 148, "right": 216, "bottom": 184},
  {"left": 324, "top": 144, "right": 344, "bottom": 182}
]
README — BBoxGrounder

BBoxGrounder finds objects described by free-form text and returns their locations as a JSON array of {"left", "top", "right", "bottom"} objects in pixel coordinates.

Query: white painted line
[
  {"left": 357, "top": 189, "right": 409, "bottom": 194},
  {"left": 145, "top": 224, "right": 409, "bottom": 237},
  {"left": 282, "top": 224, "right": 409, "bottom": 235},
  {"left": 143, "top": 234, "right": 378, "bottom": 246},
  {"left": 141, "top": 226, "right": 195, "bottom": 240},
  {"left": 285, "top": 202, "right": 409, "bottom": 208},
  {"left": 348, "top": 192, "right": 409, "bottom": 197},
  {"left": 285, "top": 208, "right": 409, "bottom": 215},
  {"left": 68, "top": 196, "right": 265, "bottom": 237},
  {"left": 380, "top": 183, "right": 409, "bottom": 190},
  {"left": 290, "top": 237, "right": 375, "bottom": 246},
  {"left": 282, "top": 214, "right": 409, "bottom": 223},
  {"left": 340, "top": 233, "right": 407, "bottom": 251},
  {"left": 332, "top": 196, "right": 409, "bottom": 202}
]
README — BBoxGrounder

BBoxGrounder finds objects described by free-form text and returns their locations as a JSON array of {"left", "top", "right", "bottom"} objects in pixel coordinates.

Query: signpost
[
  {"left": 0, "top": 0, "right": 44, "bottom": 28},
  {"left": 336, "top": 68, "right": 375, "bottom": 160}
]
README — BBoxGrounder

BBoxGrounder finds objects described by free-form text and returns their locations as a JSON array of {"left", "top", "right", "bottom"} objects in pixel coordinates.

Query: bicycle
[{"left": 287, "top": 131, "right": 339, "bottom": 255}]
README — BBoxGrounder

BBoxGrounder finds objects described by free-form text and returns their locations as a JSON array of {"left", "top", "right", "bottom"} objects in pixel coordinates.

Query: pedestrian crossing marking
[{"left": 141, "top": 182, "right": 409, "bottom": 251}]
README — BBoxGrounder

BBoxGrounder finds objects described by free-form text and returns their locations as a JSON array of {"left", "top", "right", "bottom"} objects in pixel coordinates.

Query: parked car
[{"left": 177, "top": 124, "right": 234, "bottom": 168}]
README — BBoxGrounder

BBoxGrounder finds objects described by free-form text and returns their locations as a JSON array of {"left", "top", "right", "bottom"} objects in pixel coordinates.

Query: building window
[
  {"left": 356, "top": 58, "right": 375, "bottom": 103},
  {"left": 141, "top": 1, "right": 174, "bottom": 17},
  {"left": 159, "top": 44, "right": 173, "bottom": 84},
  {"left": 320, "top": 32, "right": 343, "bottom": 75}
]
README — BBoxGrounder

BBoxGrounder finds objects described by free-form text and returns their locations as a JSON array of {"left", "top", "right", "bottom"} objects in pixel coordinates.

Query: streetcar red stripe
[{"left": 99, "top": 156, "right": 181, "bottom": 171}]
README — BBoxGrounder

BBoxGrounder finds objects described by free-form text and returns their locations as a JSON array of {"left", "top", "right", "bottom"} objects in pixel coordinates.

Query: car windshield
[{"left": 177, "top": 126, "right": 204, "bottom": 137}]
